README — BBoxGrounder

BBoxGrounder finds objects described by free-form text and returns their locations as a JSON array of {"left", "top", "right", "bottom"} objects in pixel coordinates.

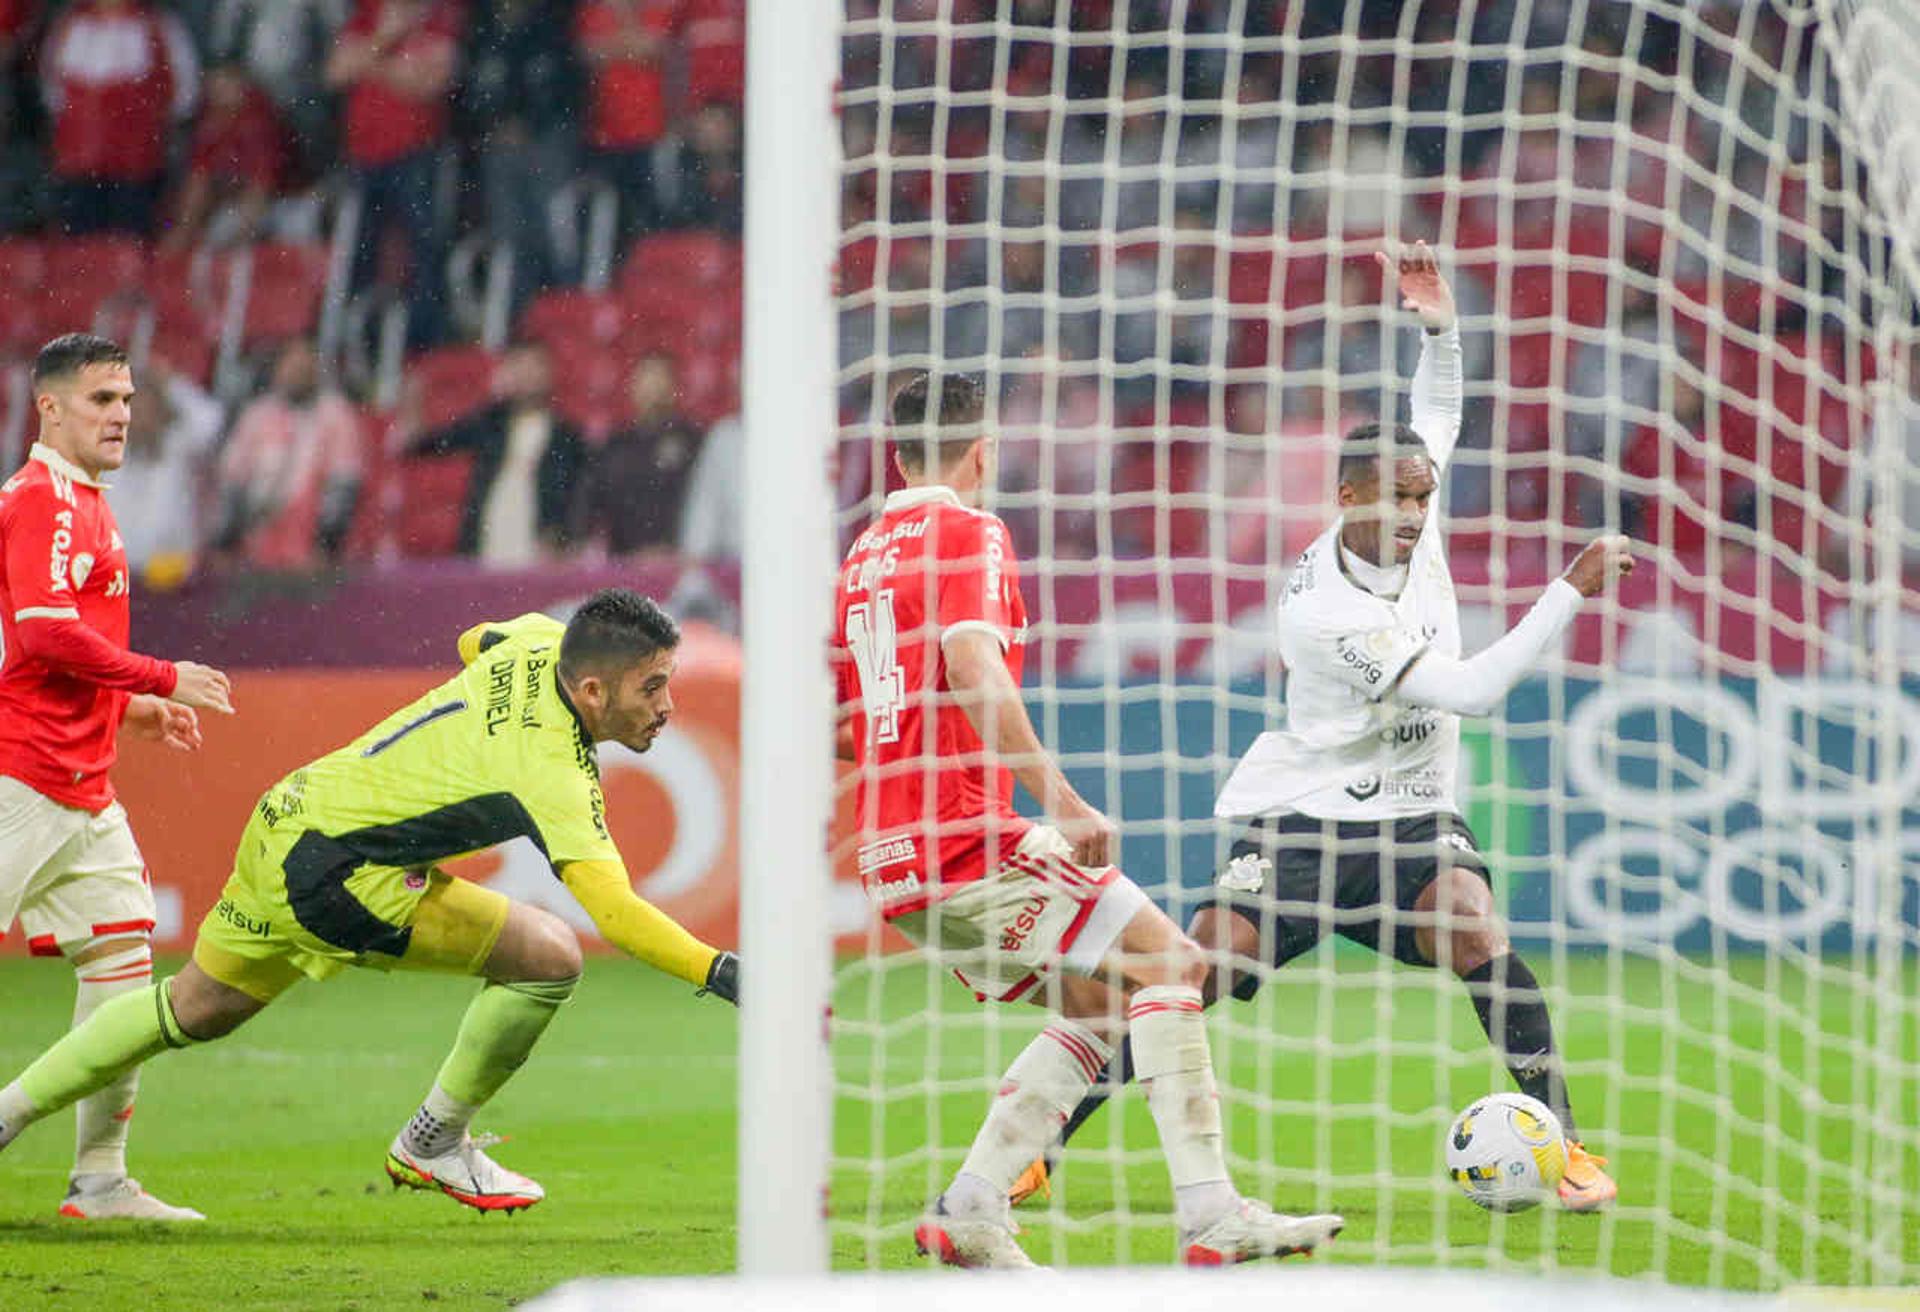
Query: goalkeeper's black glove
[{"left": 698, "top": 951, "right": 740, "bottom": 1006}]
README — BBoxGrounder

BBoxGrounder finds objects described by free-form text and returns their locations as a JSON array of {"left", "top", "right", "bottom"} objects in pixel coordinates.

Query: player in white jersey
[{"left": 1016, "top": 243, "right": 1632, "bottom": 1213}]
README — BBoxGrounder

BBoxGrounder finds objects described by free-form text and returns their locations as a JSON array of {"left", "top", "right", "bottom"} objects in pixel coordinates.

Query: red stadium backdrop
[{"left": 1, "top": 624, "right": 883, "bottom": 959}]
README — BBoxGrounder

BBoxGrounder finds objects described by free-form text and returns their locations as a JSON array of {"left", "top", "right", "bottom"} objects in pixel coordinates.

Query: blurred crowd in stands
[
  {"left": 0, "top": 0, "right": 1908, "bottom": 610},
  {"left": 834, "top": 0, "right": 1904, "bottom": 581},
  {"left": 0, "top": 0, "right": 744, "bottom": 589}
]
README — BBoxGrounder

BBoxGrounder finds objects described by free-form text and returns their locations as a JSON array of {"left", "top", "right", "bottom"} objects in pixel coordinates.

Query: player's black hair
[
  {"left": 890, "top": 370, "right": 986, "bottom": 473},
  {"left": 32, "top": 333, "right": 128, "bottom": 390},
  {"left": 1336, "top": 420, "right": 1432, "bottom": 489},
  {"left": 560, "top": 589, "right": 680, "bottom": 681}
]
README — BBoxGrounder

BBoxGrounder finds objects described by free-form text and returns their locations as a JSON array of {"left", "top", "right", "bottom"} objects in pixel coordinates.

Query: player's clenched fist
[
  {"left": 1562, "top": 535, "right": 1635, "bottom": 598},
  {"left": 169, "top": 660, "right": 235, "bottom": 714}
]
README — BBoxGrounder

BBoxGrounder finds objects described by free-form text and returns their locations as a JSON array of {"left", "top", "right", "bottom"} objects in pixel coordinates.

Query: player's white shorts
[
  {"left": 0, "top": 775, "right": 155, "bottom": 955},
  {"left": 892, "top": 825, "right": 1151, "bottom": 1004}
]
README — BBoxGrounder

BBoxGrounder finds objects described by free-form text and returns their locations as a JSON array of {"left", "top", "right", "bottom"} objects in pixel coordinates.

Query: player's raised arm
[
  {"left": 1377, "top": 241, "right": 1463, "bottom": 472},
  {"left": 1393, "top": 535, "right": 1634, "bottom": 717},
  {"left": 944, "top": 626, "right": 1114, "bottom": 868}
]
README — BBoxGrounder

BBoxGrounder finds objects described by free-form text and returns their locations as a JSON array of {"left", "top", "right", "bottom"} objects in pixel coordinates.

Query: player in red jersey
[
  {"left": 831, "top": 372, "right": 1342, "bottom": 1269},
  {"left": 0, "top": 334, "right": 234, "bottom": 1221}
]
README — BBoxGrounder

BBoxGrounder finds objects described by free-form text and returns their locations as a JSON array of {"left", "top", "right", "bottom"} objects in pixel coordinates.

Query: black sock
[
  {"left": 1049, "top": 1035, "right": 1136, "bottom": 1164},
  {"left": 1461, "top": 953, "right": 1577, "bottom": 1142}
]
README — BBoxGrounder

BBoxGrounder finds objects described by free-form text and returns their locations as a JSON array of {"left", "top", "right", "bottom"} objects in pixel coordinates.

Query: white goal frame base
[{"left": 523, "top": 1265, "right": 1894, "bottom": 1312}]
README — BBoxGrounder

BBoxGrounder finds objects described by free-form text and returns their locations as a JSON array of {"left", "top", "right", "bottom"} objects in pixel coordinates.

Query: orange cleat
[
  {"left": 1558, "top": 1141, "right": 1617, "bottom": 1212},
  {"left": 1008, "top": 1157, "right": 1051, "bottom": 1208}
]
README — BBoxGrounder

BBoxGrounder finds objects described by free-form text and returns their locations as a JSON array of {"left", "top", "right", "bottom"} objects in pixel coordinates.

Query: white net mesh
[{"left": 829, "top": 0, "right": 1920, "bottom": 1286}]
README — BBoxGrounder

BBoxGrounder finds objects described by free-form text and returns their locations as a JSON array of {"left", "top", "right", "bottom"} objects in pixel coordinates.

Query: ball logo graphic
[
  {"left": 1509, "top": 1107, "right": 1554, "bottom": 1147},
  {"left": 1444, "top": 1093, "right": 1567, "bottom": 1213}
]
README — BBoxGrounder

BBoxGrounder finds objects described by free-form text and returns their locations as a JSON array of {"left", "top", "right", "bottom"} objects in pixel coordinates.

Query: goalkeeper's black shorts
[{"left": 1212, "top": 810, "right": 1493, "bottom": 995}]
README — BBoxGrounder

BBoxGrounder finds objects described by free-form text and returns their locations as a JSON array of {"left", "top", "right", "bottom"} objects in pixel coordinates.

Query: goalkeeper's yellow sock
[
  {"left": 70, "top": 941, "right": 156, "bottom": 1184},
  {"left": 0, "top": 980, "right": 196, "bottom": 1149},
  {"left": 401, "top": 977, "right": 578, "bottom": 1157}
]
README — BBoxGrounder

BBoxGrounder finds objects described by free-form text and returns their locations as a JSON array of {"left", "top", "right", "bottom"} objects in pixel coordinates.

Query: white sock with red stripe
[
  {"left": 68, "top": 942, "right": 152, "bottom": 1187},
  {"left": 946, "top": 1019, "right": 1112, "bottom": 1218},
  {"left": 1128, "top": 984, "right": 1236, "bottom": 1232}
]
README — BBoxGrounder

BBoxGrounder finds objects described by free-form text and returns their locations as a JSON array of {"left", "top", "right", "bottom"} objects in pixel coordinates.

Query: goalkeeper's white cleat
[
  {"left": 1180, "top": 1199, "right": 1342, "bottom": 1266},
  {"left": 913, "top": 1197, "right": 1039, "bottom": 1269},
  {"left": 385, "top": 1132, "right": 544, "bottom": 1214},
  {"left": 59, "top": 1178, "right": 205, "bottom": 1221}
]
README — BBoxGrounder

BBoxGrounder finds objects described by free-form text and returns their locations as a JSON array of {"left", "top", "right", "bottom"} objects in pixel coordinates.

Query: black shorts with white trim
[{"left": 1212, "top": 810, "right": 1492, "bottom": 997}]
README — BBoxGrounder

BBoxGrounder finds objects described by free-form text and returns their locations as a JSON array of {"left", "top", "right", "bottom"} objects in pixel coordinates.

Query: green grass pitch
[{"left": 1, "top": 952, "right": 1913, "bottom": 1309}]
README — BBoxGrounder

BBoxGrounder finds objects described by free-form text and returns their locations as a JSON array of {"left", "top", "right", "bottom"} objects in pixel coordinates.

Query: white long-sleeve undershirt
[{"left": 1394, "top": 579, "right": 1584, "bottom": 717}]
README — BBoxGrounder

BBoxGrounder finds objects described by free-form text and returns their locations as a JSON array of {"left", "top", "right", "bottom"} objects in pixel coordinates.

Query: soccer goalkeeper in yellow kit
[{"left": 0, "top": 589, "right": 739, "bottom": 1214}]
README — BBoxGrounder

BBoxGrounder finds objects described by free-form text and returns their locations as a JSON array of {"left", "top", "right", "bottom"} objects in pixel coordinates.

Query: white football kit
[{"left": 1218, "top": 323, "right": 1472, "bottom": 821}]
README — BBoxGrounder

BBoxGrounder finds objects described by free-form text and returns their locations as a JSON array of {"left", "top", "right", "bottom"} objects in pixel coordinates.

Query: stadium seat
[
  {"left": 1506, "top": 255, "right": 1610, "bottom": 331},
  {"left": 1225, "top": 233, "right": 1276, "bottom": 306},
  {"left": 620, "top": 315, "right": 687, "bottom": 358},
  {"left": 148, "top": 247, "right": 232, "bottom": 354},
  {"left": 242, "top": 242, "right": 328, "bottom": 345},
  {"left": 393, "top": 454, "right": 472, "bottom": 558},
  {"left": 623, "top": 232, "right": 740, "bottom": 290},
  {"left": 408, "top": 346, "right": 498, "bottom": 432},
  {"left": 520, "top": 288, "right": 631, "bottom": 353},
  {"left": 613, "top": 281, "right": 739, "bottom": 385},
  {"left": 35, "top": 236, "right": 149, "bottom": 337},
  {"left": 143, "top": 299, "right": 219, "bottom": 384},
  {"left": 0, "top": 238, "right": 48, "bottom": 301},
  {"left": 0, "top": 292, "right": 43, "bottom": 358},
  {"left": 341, "top": 408, "right": 395, "bottom": 559},
  {"left": 837, "top": 233, "right": 879, "bottom": 297},
  {"left": 551, "top": 350, "right": 631, "bottom": 440}
]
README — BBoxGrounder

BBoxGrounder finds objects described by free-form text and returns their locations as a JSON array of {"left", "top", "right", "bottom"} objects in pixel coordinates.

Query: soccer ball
[{"left": 1444, "top": 1092, "right": 1567, "bottom": 1212}]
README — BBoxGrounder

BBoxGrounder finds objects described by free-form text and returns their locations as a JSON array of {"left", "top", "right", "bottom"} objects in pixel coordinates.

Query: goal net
[{"left": 826, "top": 0, "right": 1920, "bottom": 1288}]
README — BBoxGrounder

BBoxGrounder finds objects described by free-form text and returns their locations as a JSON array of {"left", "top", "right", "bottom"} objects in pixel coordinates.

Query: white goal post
[
  {"left": 730, "top": 0, "right": 1920, "bottom": 1292},
  {"left": 738, "top": 0, "right": 838, "bottom": 1279}
]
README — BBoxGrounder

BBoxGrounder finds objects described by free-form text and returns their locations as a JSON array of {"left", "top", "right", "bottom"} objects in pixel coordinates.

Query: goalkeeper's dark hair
[
  {"left": 889, "top": 370, "right": 986, "bottom": 473},
  {"left": 33, "top": 333, "right": 128, "bottom": 390},
  {"left": 560, "top": 589, "right": 680, "bottom": 680},
  {"left": 1336, "top": 420, "right": 1433, "bottom": 489}
]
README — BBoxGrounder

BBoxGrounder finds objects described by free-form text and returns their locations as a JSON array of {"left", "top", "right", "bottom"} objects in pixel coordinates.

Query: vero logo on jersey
[
  {"left": 70, "top": 552, "right": 94, "bottom": 589},
  {"left": 47, "top": 508, "right": 73, "bottom": 592}
]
